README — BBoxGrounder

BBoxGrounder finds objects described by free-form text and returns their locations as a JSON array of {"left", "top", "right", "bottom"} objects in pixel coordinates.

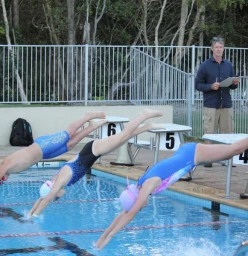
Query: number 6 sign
[{"left": 101, "top": 122, "right": 122, "bottom": 138}]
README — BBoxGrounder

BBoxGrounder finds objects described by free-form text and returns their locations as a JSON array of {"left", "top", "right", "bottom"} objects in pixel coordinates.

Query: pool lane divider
[
  {"left": 0, "top": 198, "right": 119, "bottom": 207},
  {"left": 0, "top": 220, "right": 247, "bottom": 238}
]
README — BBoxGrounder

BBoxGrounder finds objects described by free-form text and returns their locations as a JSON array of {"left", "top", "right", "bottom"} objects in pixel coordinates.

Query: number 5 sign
[{"left": 158, "top": 132, "right": 181, "bottom": 151}]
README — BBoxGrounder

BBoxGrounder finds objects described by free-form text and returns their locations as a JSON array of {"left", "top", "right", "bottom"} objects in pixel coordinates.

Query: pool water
[{"left": 0, "top": 168, "right": 248, "bottom": 256}]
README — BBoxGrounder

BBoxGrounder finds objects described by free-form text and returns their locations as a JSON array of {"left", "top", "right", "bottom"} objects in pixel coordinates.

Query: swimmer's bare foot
[
  {"left": 144, "top": 122, "right": 166, "bottom": 130},
  {"left": 131, "top": 122, "right": 165, "bottom": 136},
  {"left": 143, "top": 108, "right": 163, "bottom": 118},
  {"left": 85, "top": 111, "right": 106, "bottom": 120},
  {"left": 88, "top": 119, "right": 107, "bottom": 129}
]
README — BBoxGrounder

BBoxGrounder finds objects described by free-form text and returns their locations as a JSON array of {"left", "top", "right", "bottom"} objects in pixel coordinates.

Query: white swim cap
[{"left": 39, "top": 180, "right": 54, "bottom": 198}]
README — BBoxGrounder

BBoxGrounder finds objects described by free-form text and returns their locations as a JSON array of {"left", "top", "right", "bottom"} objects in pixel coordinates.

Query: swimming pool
[{"left": 0, "top": 167, "right": 248, "bottom": 256}]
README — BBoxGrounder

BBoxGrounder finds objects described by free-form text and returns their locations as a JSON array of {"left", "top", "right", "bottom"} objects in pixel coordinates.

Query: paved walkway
[{"left": 1, "top": 143, "right": 248, "bottom": 211}]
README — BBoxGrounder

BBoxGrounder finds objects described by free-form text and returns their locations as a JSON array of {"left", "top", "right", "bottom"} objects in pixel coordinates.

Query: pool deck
[{"left": 1, "top": 143, "right": 248, "bottom": 211}]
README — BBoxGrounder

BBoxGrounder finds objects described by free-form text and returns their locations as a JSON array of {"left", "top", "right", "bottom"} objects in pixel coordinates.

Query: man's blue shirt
[{"left": 195, "top": 56, "right": 237, "bottom": 108}]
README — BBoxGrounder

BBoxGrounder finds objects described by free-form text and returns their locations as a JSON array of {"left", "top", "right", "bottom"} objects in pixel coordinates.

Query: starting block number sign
[
  {"left": 101, "top": 122, "right": 122, "bottom": 138},
  {"left": 158, "top": 132, "right": 181, "bottom": 151},
  {"left": 233, "top": 150, "right": 248, "bottom": 165}
]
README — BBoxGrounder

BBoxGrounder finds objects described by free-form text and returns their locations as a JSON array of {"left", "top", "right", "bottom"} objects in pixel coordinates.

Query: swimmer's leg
[
  {"left": 66, "top": 112, "right": 106, "bottom": 139},
  {"left": 67, "top": 119, "right": 107, "bottom": 151},
  {"left": 35, "top": 131, "right": 70, "bottom": 159},
  {"left": 42, "top": 112, "right": 106, "bottom": 158},
  {"left": 92, "top": 108, "right": 163, "bottom": 156},
  {"left": 41, "top": 121, "right": 108, "bottom": 159}
]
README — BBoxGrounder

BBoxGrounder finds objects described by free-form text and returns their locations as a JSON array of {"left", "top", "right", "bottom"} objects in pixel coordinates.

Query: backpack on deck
[{"left": 9, "top": 118, "right": 34, "bottom": 146}]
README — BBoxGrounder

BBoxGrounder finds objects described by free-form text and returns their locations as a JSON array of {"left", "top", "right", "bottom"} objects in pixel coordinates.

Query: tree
[
  {"left": 67, "top": 0, "right": 75, "bottom": 45},
  {"left": 12, "top": 0, "right": 19, "bottom": 28},
  {"left": 1, "top": 0, "right": 248, "bottom": 47},
  {"left": 1, "top": 0, "right": 27, "bottom": 102}
]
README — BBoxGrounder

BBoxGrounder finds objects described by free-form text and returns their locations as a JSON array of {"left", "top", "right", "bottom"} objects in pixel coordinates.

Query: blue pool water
[{"left": 0, "top": 167, "right": 248, "bottom": 256}]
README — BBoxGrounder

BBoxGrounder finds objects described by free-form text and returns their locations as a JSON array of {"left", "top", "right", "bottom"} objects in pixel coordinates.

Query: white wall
[{"left": 0, "top": 105, "right": 173, "bottom": 145}]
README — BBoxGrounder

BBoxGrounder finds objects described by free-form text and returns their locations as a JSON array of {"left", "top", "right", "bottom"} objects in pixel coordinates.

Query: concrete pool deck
[{"left": 1, "top": 143, "right": 248, "bottom": 211}]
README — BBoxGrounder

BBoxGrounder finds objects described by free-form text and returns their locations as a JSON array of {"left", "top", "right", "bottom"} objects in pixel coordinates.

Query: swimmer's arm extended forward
[
  {"left": 29, "top": 168, "right": 70, "bottom": 217},
  {"left": 95, "top": 187, "right": 150, "bottom": 250}
]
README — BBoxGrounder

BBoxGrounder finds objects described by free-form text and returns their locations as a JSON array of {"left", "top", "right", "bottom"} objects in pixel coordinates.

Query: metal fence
[{"left": 1, "top": 44, "right": 248, "bottom": 137}]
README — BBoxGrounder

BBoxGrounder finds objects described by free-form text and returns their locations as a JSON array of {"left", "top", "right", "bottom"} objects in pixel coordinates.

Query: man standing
[{"left": 195, "top": 36, "right": 240, "bottom": 167}]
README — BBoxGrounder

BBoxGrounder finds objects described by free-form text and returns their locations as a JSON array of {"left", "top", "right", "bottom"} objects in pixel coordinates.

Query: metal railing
[
  {"left": 129, "top": 47, "right": 193, "bottom": 129},
  {"left": 1, "top": 44, "right": 248, "bottom": 137}
]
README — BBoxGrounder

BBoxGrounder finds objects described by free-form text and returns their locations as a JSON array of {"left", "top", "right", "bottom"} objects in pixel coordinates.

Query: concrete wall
[{"left": 0, "top": 105, "right": 173, "bottom": 145}]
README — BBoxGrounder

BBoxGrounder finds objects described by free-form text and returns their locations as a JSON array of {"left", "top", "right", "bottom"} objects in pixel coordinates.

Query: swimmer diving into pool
[
  {"left": 95, "top": 137, "right": 248, "bottom": 250},
  {"left": 28, "top": 109, "right": 163, "bottom": 217},
  {"left": 0, "top": 111, "right": 107, "bottom": 182}
]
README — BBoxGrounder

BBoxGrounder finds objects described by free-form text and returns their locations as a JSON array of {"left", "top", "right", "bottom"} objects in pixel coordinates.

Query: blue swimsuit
[
  {"left": 34, "top": 131, "right": 70, "bottom": 159},
  {"left": 64, "top": 141, "right": 100, "bottom": 186},
  {"left": 137, "top": 143, "right": 197, "bottom": 193}
]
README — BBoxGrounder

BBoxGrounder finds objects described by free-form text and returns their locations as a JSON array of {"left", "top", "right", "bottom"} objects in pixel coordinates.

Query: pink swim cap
[
  {"left": 39, "top": 180, "right": 54, "bottom": 198},
  {"left": 120, "top": 184, "right": 139, "bottom": 212}
]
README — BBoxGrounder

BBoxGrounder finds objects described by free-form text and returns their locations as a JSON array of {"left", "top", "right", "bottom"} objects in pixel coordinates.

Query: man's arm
[{"left": 195, "top": 65, "right": 213, "bottom": 92}]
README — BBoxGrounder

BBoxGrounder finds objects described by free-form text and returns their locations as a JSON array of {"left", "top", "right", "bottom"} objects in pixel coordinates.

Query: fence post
[
  {"left": 191, "top": 45, "right": 195, "bottom": 105},
  {"left": 129, "top": 46, "right": 133, "bottom": 102},
  {"left": 187, "top": 74, "right": 192, "bottom": 135},
  {"left": 84, "top": 44, "right": 89, "bottom": 106}
]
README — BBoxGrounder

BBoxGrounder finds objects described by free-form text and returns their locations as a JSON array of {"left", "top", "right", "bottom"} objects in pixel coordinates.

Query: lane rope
[
  {"left": 0, "top": 198, "right": 119, "bottom": 207},
  {"left": 0, "top": 220, "right": 247, "bottom": 238}
]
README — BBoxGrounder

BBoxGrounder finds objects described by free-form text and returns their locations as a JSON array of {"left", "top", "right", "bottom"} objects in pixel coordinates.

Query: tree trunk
[
  {"left": 67, "top": 0, "right": 75, "bottom": 45},
  {"left": 66, "top": 0, "right": 76, "bottom": 99},
  {"left": 82, "top": 0, "right": 91, "bottom": 44},
  {"left": 186, "top": 3, "right": 205, "bottom": 46},
  {"left": 177, "top": 0, "right": 188, "bottom": 47},
  {"left": 154, "top": 0, "right": 167, "bottom": 48},
  {"left": 43, "top": 1, "right": 60, "bottom": 45},
  {"left": 195, "top": 2, "right": 206, "bottom": 71},
  {"left": 12, "top": 0, "right": 19, "bottom": 28},
  {"left": 173, "top": 0, "right": 195, "bottom": 67},
  {"left": 92, "top": 0, "right": 106, "bottom": 45},
  {"left": 43, "top": 1, "right": 65, "bottom": 100},
  {"left": 154, "top": 0, "right": 168, "bottom": 101},
  {"left": 141, "top": 0, "right": 149, "bottom": 45},
  {"left": 1, "top": 0, "right": 27, "bottom": 102}
]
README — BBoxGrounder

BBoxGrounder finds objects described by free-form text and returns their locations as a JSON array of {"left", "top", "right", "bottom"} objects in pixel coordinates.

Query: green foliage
[
  {"left": 49, "top": 3, "right": 67, "bottom": 41},
  {"left": 0, "top": 26, "right": 5, "bottom": 35},
  {"left": 0, "top": 0, "right": 248, "bottom": 46},
  {"left": 99, "top": 0, "right": 140, "bottom": 44},
  {"left": 206, "top": 0, "right": 245, "bottom": 9},
  {"left": 0, "top": 25, "right": 6, "bottom": 44}
]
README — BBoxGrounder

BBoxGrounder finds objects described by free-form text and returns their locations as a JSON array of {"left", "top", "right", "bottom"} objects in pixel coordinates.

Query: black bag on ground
[{"left": 9, "top": 118, "right": 34, "bottom": 146}]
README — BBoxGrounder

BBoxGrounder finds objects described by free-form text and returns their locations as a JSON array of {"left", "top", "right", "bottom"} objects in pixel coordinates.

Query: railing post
[
  {"left": 191, "top": 45, "right": 195, "bottom": 105},
  {"left": 129, "top": 46, "right": 133, "bottom": 102},
  {"left": 187, "top": 74, "right": 192, "bottom": 135},
  {"left": 84, "top": 44, "right": 89, "bottom": 106}
]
